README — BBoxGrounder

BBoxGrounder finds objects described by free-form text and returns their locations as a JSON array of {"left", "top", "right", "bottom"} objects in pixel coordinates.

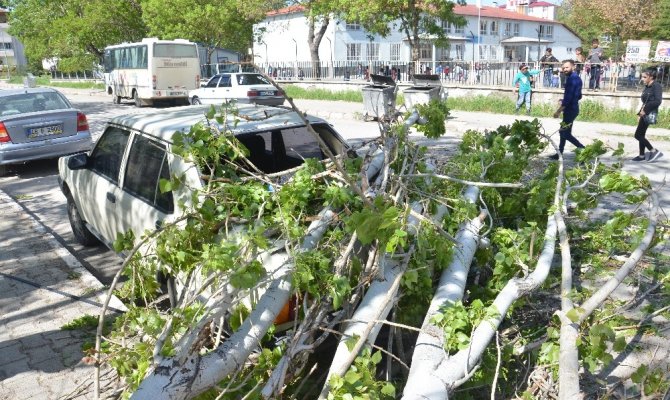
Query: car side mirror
[{"left": 67, "top": 153, "right": 89, "bottom": 170}]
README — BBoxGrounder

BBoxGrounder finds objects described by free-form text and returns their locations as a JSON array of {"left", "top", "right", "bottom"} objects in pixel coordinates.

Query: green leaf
[
  {"left": 159, "top": 178, "right": 173, "bottom": 193},
  {"left": 370, "top": 350, "right": 382, "bottom": 364},
  {"left": 613, "top": 336, "right": 627, "bottom": 352},
  {"left": 566, "top": 308, "right": 581, "bottom": 323},
  {"left": 381, "top": 383, "right": 396, "bottom": 397}
]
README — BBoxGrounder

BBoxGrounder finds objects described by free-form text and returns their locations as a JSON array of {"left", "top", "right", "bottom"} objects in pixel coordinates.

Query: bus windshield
[{"left": 153, "top": 44, "right": 198, "bottom": 58}]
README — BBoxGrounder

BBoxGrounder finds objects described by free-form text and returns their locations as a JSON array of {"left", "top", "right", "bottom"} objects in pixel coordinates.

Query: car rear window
[
  {"left": 0, "top": 92, "right": 71, "bottom": 115},
  {"left": 234, "top": 123, "right": 338, "bottom": 174},
  {"left": 237, "top": 74, "right": 270, "bottom": 86}
]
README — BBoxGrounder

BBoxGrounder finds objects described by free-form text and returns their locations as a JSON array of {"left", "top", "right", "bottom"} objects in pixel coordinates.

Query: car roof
[
  {"left": 0, "top": 87, "right": 61, "bottom": 97},
  {"left": 108, "top": 104, "right": 328, "bottom": 142}
]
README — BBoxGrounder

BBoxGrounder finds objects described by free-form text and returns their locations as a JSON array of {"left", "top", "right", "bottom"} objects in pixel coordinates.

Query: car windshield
[
  {"left": 0, "top": 92, "right": 71, "bottom": 116},
  {"left": 237, "top": 74, "right": 270, "bottom": 86}
]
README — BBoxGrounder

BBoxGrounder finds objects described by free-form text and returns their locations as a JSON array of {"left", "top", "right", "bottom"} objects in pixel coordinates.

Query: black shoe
[
  {"left": 631, "top": 155, "right": 646, "bottom": 162},
  {"left": 648, "top": 149, "right": 663, "bottom": 162},
  {"left": 548, "top": 153, "right": 560, "bottom": 160}
]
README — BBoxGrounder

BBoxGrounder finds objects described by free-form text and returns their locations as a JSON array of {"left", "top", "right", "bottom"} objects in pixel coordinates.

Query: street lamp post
[
  {"left": 325, "top": 37, "right": 333, "bottom": 78},
  {"left": 470, "top": 31, "right": 475, "bottom": 65},
  {"left": 291, "top": 38, "right": 297, "bottom": 78},
  {"left": 536, "top": 27, "right": 541, "bottom": 63}
]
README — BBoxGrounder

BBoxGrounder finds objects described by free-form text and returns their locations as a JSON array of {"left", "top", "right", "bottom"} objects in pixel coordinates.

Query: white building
[
  {"left": 503, "top": 0, "right": 558, "bottom": 21},
  {"left": 253, "top": 4, "right": 581, "bottom": 66},
  {"left": 1, "top": 8, "right": 27, "bottom": 74}
]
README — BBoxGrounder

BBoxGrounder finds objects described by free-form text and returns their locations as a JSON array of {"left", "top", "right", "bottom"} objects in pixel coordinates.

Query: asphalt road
[{"left": 0, "top": 91, "right": 382, "bottom": 284}]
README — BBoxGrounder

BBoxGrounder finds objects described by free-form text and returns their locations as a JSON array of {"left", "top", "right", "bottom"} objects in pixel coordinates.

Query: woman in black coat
[{"left": 632, "top": 67, "right": 663, "bottom": 162}]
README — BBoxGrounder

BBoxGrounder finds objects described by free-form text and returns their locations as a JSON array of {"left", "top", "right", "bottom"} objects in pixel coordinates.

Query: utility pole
[{"left": 536, "top": 27, "right": 541, "bottom": 62}]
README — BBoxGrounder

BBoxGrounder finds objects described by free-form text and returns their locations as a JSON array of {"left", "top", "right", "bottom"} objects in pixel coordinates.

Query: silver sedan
[{"left": 0, "top": 87, "right": 93, "bottom": 176}]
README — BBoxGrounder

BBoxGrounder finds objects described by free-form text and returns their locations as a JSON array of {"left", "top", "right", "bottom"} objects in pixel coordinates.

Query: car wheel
[
  {"left": 113, "top": 94, "right": 121, "bottom": 104},
  {"left": 133, "top": 91, "right": 142, "bottom": 108},
  {"left": 191, "top": 97, "right": 201, "bottom": 105},
  {"left": 67, "top": 198, "right": 99, "bottom": 246},
  {"left": 0, "top": 165, "right": 7, "bottom": 177}
]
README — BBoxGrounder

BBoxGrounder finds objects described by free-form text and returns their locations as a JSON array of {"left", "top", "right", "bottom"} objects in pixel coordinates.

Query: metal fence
[{"left": 45, "top": 60, "right": 670, "bottom": 93}]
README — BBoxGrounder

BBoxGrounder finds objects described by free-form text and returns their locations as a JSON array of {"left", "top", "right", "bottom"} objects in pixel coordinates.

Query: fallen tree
[{"left": 93, "top": 100, "right": 668, "bottom": 399}]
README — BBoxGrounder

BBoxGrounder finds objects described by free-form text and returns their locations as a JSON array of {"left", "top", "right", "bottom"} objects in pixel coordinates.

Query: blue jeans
[
  {"left": 516, "top": 91, "right": 531, "bottom": 111},
  {"left": 589, "top": 65, "right": 601, "bottom": 89},
  {"left": 543, "top": 68, "right": 553, "bottom": 87},
  {"left": 559, "top": 108, "right": 585, "bottom": 153}
]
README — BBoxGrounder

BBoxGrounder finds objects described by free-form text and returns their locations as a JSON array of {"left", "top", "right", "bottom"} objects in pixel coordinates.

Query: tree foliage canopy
[
  {"left": 558, "top": 0, "right": 659, "bottom": 44},
  {"left": 141, "top": 0, "right": 267, "bottom": 56},
  {"left": 8, "top": 0, "right": 147, "bottom": 71}
]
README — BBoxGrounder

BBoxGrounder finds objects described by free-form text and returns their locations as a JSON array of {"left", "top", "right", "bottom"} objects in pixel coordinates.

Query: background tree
[
  {"left": 328, "top": 0, "right": 466, "bottom": 76},
  {"left": 651, "top": 0, "right": 670, "bottom": 40},
  {"left": 558, "top": 0, "right": 658, "bottom": 52},
  {"left": 8, "top": 0, "right": 146, "bottom": 72},
  {"left": 141, "top": 0, "right": 269, "bottom": 69}
]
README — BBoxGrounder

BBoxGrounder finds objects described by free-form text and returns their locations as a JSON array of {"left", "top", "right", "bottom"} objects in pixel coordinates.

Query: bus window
[{"left": 154, "top": 43, "right": 198, "bottom": 58}]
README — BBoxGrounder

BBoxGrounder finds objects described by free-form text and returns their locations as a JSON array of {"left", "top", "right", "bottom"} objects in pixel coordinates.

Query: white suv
[{"left": 58, "top": 104, "right": 350, "bottom": 248}]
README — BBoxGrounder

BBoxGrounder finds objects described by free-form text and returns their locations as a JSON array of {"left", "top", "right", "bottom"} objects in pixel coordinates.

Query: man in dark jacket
[
  {"left": 540, "top": 48, "right": 558, "bottom": 87},
  {"left": 550, "top": 60, "right": 585, "bottom": 160}
]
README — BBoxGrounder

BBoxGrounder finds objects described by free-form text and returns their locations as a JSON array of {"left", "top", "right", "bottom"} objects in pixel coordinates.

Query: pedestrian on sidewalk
[
  {"left": 631, "top": 67, "right": 663, "bottom": 162},
  {"left": 587, "top": 39, "right": 604, "bottom": 91},
  {"left": 540, "top": 48, "right": 558, "bottom": 87},
  {"left": 513, "top": 64, "right": 540, "bottom": 115},
  {"left": 550, "top": 59, "right": 585, "bottom": 160}
]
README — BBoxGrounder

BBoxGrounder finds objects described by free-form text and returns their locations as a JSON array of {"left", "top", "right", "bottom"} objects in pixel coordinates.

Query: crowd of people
[{"left": 512, "top": 46, "right": 664, "bottom": 163}]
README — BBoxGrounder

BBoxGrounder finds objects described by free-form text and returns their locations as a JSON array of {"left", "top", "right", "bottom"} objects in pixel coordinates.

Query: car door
[
  {"left": 200, "top": 75, "right": 221, "bottom": 104},
  {"left": 116, "top": 133, "right": 174, "bottom": 241},
  {"left": 72, "top": 126, "right": 130, "bottom": 245},
  {"left": 214, "top": 74, "right": 233, "bottom": 103}
]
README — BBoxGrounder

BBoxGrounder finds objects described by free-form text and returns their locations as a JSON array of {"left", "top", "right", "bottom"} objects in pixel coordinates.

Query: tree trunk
[{"left": 308, "top": 16, "right": 329, "bottom": 79}]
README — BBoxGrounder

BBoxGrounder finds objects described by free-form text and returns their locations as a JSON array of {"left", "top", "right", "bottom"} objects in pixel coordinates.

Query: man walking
[
  {"left": 540, "top": 48, "right": 558, "bottom": 87},
  {"left": 550, "top": 60, "right": 585, "bottom": 160},
  {"left": 513, "top": 64, "right": 540, "bottom": 115},
  {"left": 587, "top": 39, "right": 604, "bottom": 91}
]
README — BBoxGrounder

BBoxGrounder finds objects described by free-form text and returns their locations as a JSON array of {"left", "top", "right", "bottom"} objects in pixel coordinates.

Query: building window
[
  {"left": 490, "top": 21, "right": 498, "bottom": 36},
  {"left": 567, "top": 47, "right": 573, "bottom": 54},
  {"left": 504, "top": 22, "right": 512, "bottom": 37},
  {"left": 442, "top": 20, "right": 451, "bottom": 33},
  {"left": 539, "top": 24, "right": 553, "bottom": 38},
  {"left": 454, "top": 24, "right": 464, "bottom": 34},
  {"left": 490, "top": 46, "right": 498, "bottom": 60},
  {"left": 480, "top": 20, "right": 488, "bottom": 36},
  {"left": 366, "top": 43, "right": 379, "bottom": 61},
  {"left": 479, "top": 45, "right": 487, "bottom": 60},
  {"left": 513, "top": 23, "right": 520, "bottom": 36},
  {"left": 455, "top": 44, "right": 464, "bottom": 60},
  {"left": 390, "top": 43, "right": 401, "bottom": 61},
  {"left": 1, "top": 42, "right": 12, "bottom": 50},
  {"left": 419, "top": 43, "right": 432, "bottom": 60},
  {"left": 346, "top": 43, "right": 361, "bottom": 61},
  {"left": 346, "top": 22, "right": 361, "bottom": 31}
]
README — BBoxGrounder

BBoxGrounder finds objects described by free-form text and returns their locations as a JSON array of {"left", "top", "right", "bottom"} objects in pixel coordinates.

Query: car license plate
[
  {"left": 169, "top": 91, "right": 186, "bottom": 96},
  {"left": 28, "top": 124, "right": 63, "bottom": 138},
  {"left": 259, "top": 91, "right": 275, "bottom": 96}
]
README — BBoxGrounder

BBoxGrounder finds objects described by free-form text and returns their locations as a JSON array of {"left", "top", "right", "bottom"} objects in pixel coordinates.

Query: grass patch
[
  {"left": 283, "top": 86, "right": 670, "bottom": 130},
  {"left": 8, "top": 74, "right": 104, "bottom": 90},
  {"left": 61, "top": 314, "right": 99, "bottom": 331}
]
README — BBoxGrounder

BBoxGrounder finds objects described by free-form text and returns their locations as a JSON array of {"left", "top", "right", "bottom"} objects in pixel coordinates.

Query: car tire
[
  {"left": 133, "top": 91, "right": 142, "bottom": 108},
  {"left": 67, "top": 198, "right": 99, "bottom": 246},
  {"left": 0, "top": 165, "right": 7, "bottom": 177},
  {"left": 113, "top": 94, "right": 121, "bottom": 104},
  {"left": 191, "top": 97, "right": 201, "bottom": 105}
]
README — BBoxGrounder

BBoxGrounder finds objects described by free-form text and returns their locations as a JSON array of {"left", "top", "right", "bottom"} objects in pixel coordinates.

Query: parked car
[
  {"left": 190, "top": 73, "right": 285, "bottom": 106},
  {"left": 0, "top": 88, "right": 92, "bottom": 176},
  {"left": 58, "top": 104, "right": 349, "bottom": 248}
]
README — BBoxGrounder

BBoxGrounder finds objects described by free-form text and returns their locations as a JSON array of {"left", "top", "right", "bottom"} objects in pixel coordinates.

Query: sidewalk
[{"left": 0, "top": 189, "right": 125, "bottom": 399}]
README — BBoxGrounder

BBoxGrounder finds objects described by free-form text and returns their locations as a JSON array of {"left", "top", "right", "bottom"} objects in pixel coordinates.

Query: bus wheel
[
  {"left": 133, "top": 91, "right": 142, "bottom": 108},
  {"left": 191, "top": 97, "right": 201, "bottom": 105}
]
